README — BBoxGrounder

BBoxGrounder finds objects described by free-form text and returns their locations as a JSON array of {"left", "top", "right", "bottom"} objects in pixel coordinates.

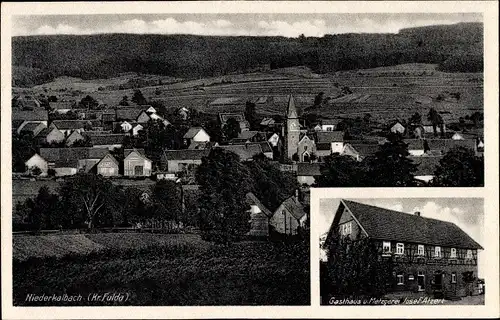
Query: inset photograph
[{"left": 319, "top": 198, "right": 484, "bottom": 305}]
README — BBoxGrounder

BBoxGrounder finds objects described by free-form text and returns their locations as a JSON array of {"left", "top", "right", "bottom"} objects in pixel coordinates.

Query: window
[
  {"left": 418, "top": 245, "right": 425, "bottom": 256},
  {"left": 383, "top": 242, "right": 391, "bottom": 255},
  {"left": 434, "top": 246, "right": 442, "bottom": 258},
  {"left": 451, "top": 272, "right": 457, "bottom": 284},
  {"left": 304, "top": 146, "right": 308, "bottom": 151},
  {"left": 341, "top": 222, "right": 352, "bottom": 236},
  {"left": 466, "top": 250, "right": 473, "bottom": 259},
  {"left": 396, "top": 243, "right": 404, "bottom": 255},
  {"left": 450, "top": 248, "right": 457, "bottom": 258},
  {"left": 397, "top": 274, "right": 404, "bottom": 285}
]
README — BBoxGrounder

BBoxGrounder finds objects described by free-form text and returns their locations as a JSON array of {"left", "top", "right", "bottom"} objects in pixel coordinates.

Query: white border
[{"left": 2, "top": 1, "right": 499, "bottom": 319}]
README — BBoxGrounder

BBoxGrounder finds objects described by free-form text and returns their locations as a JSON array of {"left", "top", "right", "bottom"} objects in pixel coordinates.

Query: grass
[{"left": 13, "top": 233, "right": 310, "bottom": 306}]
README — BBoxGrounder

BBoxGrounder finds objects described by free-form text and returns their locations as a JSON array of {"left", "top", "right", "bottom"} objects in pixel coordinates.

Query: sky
[
  {"left": 12, "top": 13, "right": 482, "bottom": 37},
  {"left": 319, "top": 198, "right": 485, "bottom": 276}
]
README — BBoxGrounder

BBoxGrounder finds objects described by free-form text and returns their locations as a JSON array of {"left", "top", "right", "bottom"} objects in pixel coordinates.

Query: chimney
[{"left": 414, "top": 211, "right": 421, "bottom": 217}]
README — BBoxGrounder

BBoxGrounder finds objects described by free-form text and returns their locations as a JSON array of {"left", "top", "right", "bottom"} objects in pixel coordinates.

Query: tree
[
  {"left": 204, "top": 119, "right": 223, "bottom": 143},
  {"left": 196, "top": 149, "right": 253, "bottom": 244},
  {"left": 409, "top": 112, "right": 422, "bottom": 125},
  {"left": 78, "top": 95, "right": 99, "bottom": 109},
  {"left": 47, "top": 168, "right": 56, "bottom": 177},
  {"left": 427, "top": 108, "right": 444, "bottom": 138},
  {"left": 223, "top": 117, "right": 241, "bottom": 141},
  {"left": 315, "top": 154, "right": 369, "bottom": 187},
  {"left": 131, "top": 89, "right": 147, "bottom": 105},
  {"left": 324, "top": 234, "right": 394, "bottom": 299},
  {"left": 31, "top": 166, "right": 42, "bottom": 176},
  {"left": 314, "top": 92, "right": 325, "bottom": 106},
  {"left": 119, "top": 95, "right": 130, "bottom": 106},
  {"left": 59, "top": 174, "right": 116, "bottom": 229},
  {"left": 432, "top": 147, "right": 484, "bottom": 187},
  {"left": 365, "top": 134, "right": 418, "bottom": 187},
  {"left": 151, "top": 180, "right": 182, "bottom": 223}
]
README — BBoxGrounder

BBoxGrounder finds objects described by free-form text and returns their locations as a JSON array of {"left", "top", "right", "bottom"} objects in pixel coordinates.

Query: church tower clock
[{"left": 284, "top": 95, "right": 300, "bottom": 160}]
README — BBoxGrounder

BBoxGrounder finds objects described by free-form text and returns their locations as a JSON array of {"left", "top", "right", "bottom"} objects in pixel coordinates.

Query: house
[
  {"left": 115, "top": 108, "right": 143, "bottom": 122},
  {"left": 246, "top": 192, "right": 273, "bottom": 237},
  {"left": 145, "top": 106, "right": 157, "bottom": 114},
  {"left": 50, "top": 101, "right": 74, "bottom": 114},
  {"left": 219, "top": 112, "right": 250, "bottom": 131},
  {"left": 318, "top": 119, "right": 342, "bottom": 131},
  {"left": 297, "top": 134, "right": 316, "bottom": 162},
  {"left": 19, "top": 122, "right": 47, "bottom": 137},
  {"left": 149, "top": 112, "right": 171, "bottom": 126},
  {"left": 316, "top": 131, "right": 344, "bottom": 154},
  {"left": 42, "top": 127, "right": 65, "bottom": 144},
  {"left": 84, "top": 133, "right": 126, "bottom": 150},
  {"left": 324, "top": 200, "right": 482, "bottom": 298},
  {"left": 342, "top": 141, "right": 380, "bottom": 161},
  {"left": 216, "top": 143, "right": 268, "bottom": 161},
  {"left": 451, "top": 132, "right": 465, "bottom": 140},
  {"left": 297, "top": 162, "right": 321, "bottom": 185},
  {"left": 96, "top": 153, "right": 120, "bottom": 177},
  {"left": 230, "top": 131, "right": 266, "bottom": 144},
  {"left": 267, "top": 132, "right": 281, "bottom": 148},
  {"left": 260, "top": 117, "right": 276, "bottom": 128},
  {"left": 124, "top": 149, "right": 152, "bottom": 177},
  {"left": 390, "top": 122, "right": 405, "bottom": 134},
  {"left": 25, "top": 153, "right": 49, "bottom": 176},
  {"left": 131, "top": 124, "right": 144, "bottom": 136},
  {"left": 38, "top": 147, "right": 88, "bottom": 176},
  {"left": 422, "top": 122, "right": 447, "bottom": 135},
  {"left": 161, "top": 149, "right": 210, "bottom": 173},
  {"left": 120, "top": 121, "right": 134, "bottom": 133},
  {"left": 65, "top": 130, "right": 85, "bottom": 146},
  {"left": 183, "top": 127, "right": 211, "bottom": 146},
  {"left": 51, "top": 119, "right": 102, "bottom": 135},
  {"left": 270, "top": 195, "right": 307, "bottom": 235}
]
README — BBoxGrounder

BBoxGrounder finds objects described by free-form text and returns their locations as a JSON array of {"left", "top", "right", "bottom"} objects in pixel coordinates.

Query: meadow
[{"left": 13, "top": 233, "right": 310, "bottom": 306}]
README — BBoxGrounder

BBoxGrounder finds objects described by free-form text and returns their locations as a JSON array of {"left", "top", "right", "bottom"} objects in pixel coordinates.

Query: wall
[
  {"left": 297, "top": 136, "right": 316, "bottom": 162},
  {"left": 331, "top": 142, "right": 344, "bottom": 154},
  {"left": 55, "top": 167, "right": 78, "bottom": 176},
  {"left": 167, "top": 159, "right": 202, "bottom": 173},
  {"left": 25, "top": 155, "right": 48, "bottom": 175},
  {"left": 97, "top": 158, "right": 119, "bottom": 177},
  {"left": 193, "top": 130, "right": 211, "bottom": 142},
  {"left": 298, "top": 175, "right": 315, "bottom": 186},
  {"left": 124, "top": 152, "right": 152, "bottom": 176},
  {"left": 248, "top": 204, "right": 269, "bottom": 237},
  {"left": 270, "top": 204, "right": 300, "bottom": 235}
]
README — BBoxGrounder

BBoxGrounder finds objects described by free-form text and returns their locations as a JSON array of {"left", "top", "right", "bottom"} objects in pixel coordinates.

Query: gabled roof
[
  {"left": 278, "top": 196, "right": 306, "bottom": 220},
  {"left": 84, "top": 133, "right": 125, "bottom": 146},
  {"left": 162, "top": 149, "right": 210, "bottom": 161},
  {"left": 405, "top": 139, "right": 424, "bottom": 150},
  {"left": 426, "top": 139, "right": 476, "bottom": 153},
  {"left": 50, "top": 101, "right": 74, "bottom": 110},
  {"left": 97, "top": 153, "right": 119, "bottom": 167},
  {"left": 258, "top": 141, "right": 273, "bottom": 153},
  {"left": 341, "top": 200, "right": 483, "bottom": 249},
  {"left": 20, "top": 122, "right": 45, "bottom": 133},
  {"left": 260, "top": 117, "right": 275, "bottom": 126},
  {"left": 236, "top": 130, "right": 259, "bottom": 140},
  {"left": 219, "top": 112, "right": 246, "bottom": 124},
  {"left": 52, "top": 120, "right": 101, "bottom": 130},
  {"left": 115, "top": 108, "right": 142, "bottom": 121},
  {"left": 188, "top": 141, "right": 212, "bottom": 150},
  {"left": 317, "top": 131, "right": 344, "bottom": 143},
  {"left": 183, "top": 127, "right": 207, "bottom": 139},
  {"left": 321, "top": 119, "right": 342, "bottom": 126},
  {"left": 12, "top": 109, "right": 48, "bottom": 121},
  {"left": 348, "top": 143, "right": 380, "bottom": 157},
  {"left": 39, "top": 147, "right": 109, "bottom": 164},
  {"left": 216, "top": 143, "right": 263, "bottom": 161},
  {"left": 246, "top": 192, "right": 273, "bottom": 217},
  {"left": 297, "top": 163, "right": 321, "bottom": 176},
  {"left": 124, "top": 148, "right": 151, "bottom": 162}
]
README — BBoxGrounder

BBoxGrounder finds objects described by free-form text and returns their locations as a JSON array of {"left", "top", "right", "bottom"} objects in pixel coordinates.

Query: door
[
  {"left": 134, "top": 165, "right": 144, "bottom": 176},
  {"left": 418, "top": 273, "right": 425, "bottom": 291}
]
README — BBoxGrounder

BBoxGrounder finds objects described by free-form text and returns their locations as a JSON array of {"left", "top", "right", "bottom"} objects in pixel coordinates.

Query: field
[
  {"left": 13, "top": 233, "right": 310, "bottom": 306},
  {"left": 14, "top": 63, "right": 483, "bottom": 123}
]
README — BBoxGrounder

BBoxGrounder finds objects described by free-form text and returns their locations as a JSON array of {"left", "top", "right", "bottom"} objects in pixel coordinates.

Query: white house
[
  {"left": 25, "top": 154, "right": 48, "bottom": 176},
  {"left": 390, "top": 122, "right": 405, "bottom": 134},
  {"left": 451, "top": 132, "right": 464, "bottom": 140},
  {"left": 183, "top": 127, "right": 210, "bottom": 145}
]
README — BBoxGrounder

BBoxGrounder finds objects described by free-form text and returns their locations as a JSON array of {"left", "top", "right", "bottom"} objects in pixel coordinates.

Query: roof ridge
[{"left": 342, "top": 199, "right": 459, "bottom": 225}]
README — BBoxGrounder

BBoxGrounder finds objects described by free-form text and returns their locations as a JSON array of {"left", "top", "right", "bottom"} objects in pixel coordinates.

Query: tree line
[{"left": 12, "top": 23, "right": 483, "bottom": 87}]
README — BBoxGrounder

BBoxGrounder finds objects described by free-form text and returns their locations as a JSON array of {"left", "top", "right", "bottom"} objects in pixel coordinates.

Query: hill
[{"left": 12, "top": 22, "right": 483, "bottom": 87}]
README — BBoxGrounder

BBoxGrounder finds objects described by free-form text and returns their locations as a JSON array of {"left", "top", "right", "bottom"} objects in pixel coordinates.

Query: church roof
[{"left": 286, "top": 95, "right": 298, "bottom": 119}]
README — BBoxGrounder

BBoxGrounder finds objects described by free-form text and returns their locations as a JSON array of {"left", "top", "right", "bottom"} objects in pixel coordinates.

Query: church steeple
[{"left": 287, "top": 95, "right": 298, "bottom": 119}]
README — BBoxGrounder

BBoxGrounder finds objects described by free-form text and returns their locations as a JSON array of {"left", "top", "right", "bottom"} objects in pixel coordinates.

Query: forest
[{"left": 12, "top": 22, "right": 483, "bottom": 87}]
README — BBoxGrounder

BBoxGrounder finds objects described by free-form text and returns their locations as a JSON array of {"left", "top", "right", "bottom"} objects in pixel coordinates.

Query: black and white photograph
[{"left": 319, "top": 197, "right": 485, "bottom": 305}]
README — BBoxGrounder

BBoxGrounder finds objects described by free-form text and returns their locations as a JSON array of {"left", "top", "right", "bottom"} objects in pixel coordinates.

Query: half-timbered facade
[{"left": 324, "top": 200, "right": 483, "bottom": 299}]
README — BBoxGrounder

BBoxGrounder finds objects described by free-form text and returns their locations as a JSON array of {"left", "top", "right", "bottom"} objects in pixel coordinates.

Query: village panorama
[{"left": 10, "top": 14, "right": 483, "bottom": 306}]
